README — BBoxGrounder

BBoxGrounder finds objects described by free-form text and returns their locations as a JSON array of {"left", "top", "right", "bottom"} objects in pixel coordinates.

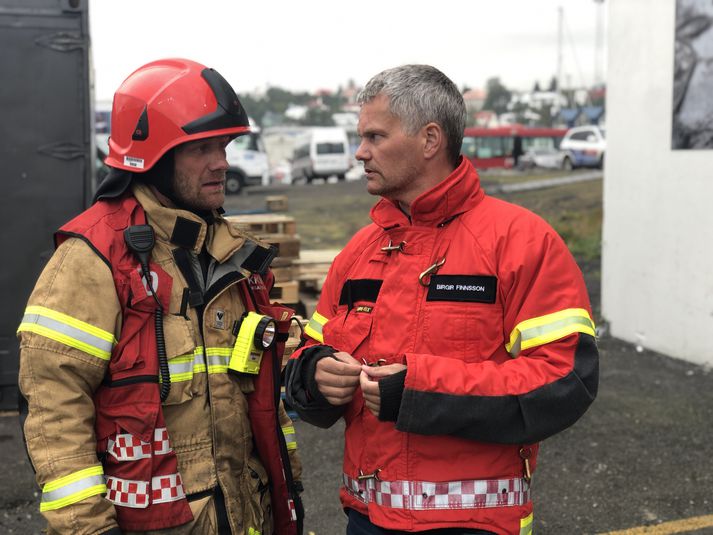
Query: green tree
[{"left": 482, "top": 77, "right": 512, "bottom": 115}]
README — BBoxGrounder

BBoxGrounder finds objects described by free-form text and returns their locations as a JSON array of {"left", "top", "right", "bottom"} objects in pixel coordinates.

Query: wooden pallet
[
  {"left": 294, "top": 249, "right": 340, "bottom": 292},
  {"left": 269, "top": 280, "right": 300, "bottom": 304},
  {"left": 225, "top": 213, "right": 297, "bottom": 237}
]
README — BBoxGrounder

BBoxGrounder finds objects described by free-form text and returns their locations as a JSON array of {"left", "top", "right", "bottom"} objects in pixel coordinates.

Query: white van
[
  {"left": 291, "top": 127, "right": 351, "bottom": 183},
  {"left": 224, "top": 119, "right": 269, "bottom": 194}
]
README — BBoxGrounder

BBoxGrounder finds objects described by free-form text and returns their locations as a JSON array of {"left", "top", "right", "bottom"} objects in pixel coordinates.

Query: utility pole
[
  {"left": 594, "top": 0, "right": 605, "bottom": 86},
  {"left": 557, "top": 6, "right": 564, "bottom": 91}
]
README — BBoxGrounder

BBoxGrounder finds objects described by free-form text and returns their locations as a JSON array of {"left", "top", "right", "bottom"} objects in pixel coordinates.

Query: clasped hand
[{"left": 314, "top": 352, "right": 406, "bottom": 417}]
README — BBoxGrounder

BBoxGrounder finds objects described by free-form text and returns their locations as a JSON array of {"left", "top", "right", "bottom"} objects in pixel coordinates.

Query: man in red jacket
[{"left": 285, "top": 64, "right": 598, "bottom": 535}]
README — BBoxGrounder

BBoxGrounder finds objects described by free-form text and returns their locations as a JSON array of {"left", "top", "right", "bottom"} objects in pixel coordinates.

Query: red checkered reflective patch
[{"left": 343, "top": 473, "right": 530, "bottom": 510}]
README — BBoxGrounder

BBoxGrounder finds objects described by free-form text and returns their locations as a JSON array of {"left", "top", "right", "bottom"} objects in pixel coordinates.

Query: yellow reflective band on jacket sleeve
[
  {"left": 281, "top": 425, "right": 297, "bottom": 451},
  {"left": 248, "top": 528, "right": 261, "bottom": 535},
  {"left": 304, "top": 311, "right": 328, "bottom": 343},
  {"left": 506, "top": 308, "right": 595, "bottom": 357},
  {"left": 18, "top": 306, "right": 117, "bottom": 361},
  {"left": 520, "top": 512, "right": 533, "bottom": 535},
  {"left": 40, "top": 465, "right": 106, "bottom": 512}
]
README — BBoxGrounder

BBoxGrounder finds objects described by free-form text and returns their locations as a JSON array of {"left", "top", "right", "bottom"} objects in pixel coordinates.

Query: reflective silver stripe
[
  {"left": 206, "top": 349, "right": 231, "bottom": 373},
  {"left": 282, "top": 425, "right": 297, "bottom": 450},
  {"left": 19, "top": 312, "right": 114, "bottom": 360},
  {"left": 168, "top": 349, "right": 206, "bottom": 382},
  {"left": 305, "top": 311, "right": 327, "bottom": 343},
  {"left": 40, "top": 466, "right": 106, "bottom": 511},
  {"left": 343, "top": 473, "right": 530, "bottom": 510},
  {"left": 506, "top": 308, "right": 595, "bottom": 357}
]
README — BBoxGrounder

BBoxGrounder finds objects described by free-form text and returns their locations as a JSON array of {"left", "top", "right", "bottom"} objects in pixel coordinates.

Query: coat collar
[
  {"left": 132, "top": 183, "right": 247, "bottom": 263},
  {"left": 370, "top": 157, "right": 484, "bottom": 229}
]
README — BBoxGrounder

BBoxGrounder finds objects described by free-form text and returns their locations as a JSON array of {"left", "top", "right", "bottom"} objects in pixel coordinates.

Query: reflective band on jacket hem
[
  {"left": 343, "top": 473, "right": 530, "bottom": 510},
  {"left": 282, "top": 425, "right": 297, "bottom": 451},
  {"left": 305, "top": 311, "right": 328, "bottom": 343},
  {"left": 520, "top": 511, "right": 534, "bottom": 535},
  {"left": 40, "top": 466, "right": 106, "bottom": 512},
  {"left": 506, "top": 307, "right": 595, "bottom": 357},
  {"left": 18, "top": 306, "right": 117, "bottom": 360}
]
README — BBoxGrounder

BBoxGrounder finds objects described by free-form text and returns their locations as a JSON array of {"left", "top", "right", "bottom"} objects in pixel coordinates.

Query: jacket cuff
[
  {"left": 285, "top": 345, "right": 346, "bottom": 428},
  {"left": 302, "top": 346, "right": 337, "bottom": 406},
  {"left": 378, "top": 369, "right": 406, "bottom": 422}
]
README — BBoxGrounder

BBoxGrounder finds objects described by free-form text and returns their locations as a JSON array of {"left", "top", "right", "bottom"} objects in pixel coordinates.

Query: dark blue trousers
[{"left": 346, "top": 509, "right": 497, "bottom": 535}]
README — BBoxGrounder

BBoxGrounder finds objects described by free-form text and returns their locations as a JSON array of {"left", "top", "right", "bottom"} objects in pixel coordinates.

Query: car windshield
[
  {"left": 316, "top": 142, "right": 345, "bottom": 155},
  {"left": 231, "top": 133, "right": 261, "bottom": 152}
]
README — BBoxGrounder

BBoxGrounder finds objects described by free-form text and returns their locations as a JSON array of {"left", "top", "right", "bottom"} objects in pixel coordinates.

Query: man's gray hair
[{"left": 357, "top": 65, "right": 466, "bottom": 166}]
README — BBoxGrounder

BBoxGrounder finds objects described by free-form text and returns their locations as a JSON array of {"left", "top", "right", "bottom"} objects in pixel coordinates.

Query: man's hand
[
  {"left": 360, "top": 363, "right": 407, "bottom": 417},
  {"left": 315, "top": 351, "right": 362, "bottom": 406}
]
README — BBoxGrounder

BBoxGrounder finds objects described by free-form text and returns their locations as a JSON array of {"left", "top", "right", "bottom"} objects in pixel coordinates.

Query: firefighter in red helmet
[{"left": 18, "top": 58, "right": 303, "bottom": 534}]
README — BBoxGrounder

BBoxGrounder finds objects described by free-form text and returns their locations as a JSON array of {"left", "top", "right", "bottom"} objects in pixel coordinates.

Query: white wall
[{"left": 602, "top": 0, "right": 713, "bottom": 365}]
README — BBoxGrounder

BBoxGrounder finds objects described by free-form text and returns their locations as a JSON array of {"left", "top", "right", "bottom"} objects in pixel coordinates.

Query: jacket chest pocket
[
  {"left": 322, "top": 307, "right": 374, "bottom": 358},
  {"left": 161, "top": 314, "right": 205, "bottom": 405},
  {"left": 421, "top": 301, "right": 503, "bottom": 362}
]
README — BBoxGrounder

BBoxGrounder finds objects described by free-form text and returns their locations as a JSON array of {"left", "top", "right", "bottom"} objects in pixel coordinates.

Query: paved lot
[{"left": 2, "top": 333, "right": 711, "bottom": 535}]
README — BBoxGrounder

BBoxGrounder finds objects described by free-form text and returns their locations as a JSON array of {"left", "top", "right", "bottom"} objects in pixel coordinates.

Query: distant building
[
  {"left": 463, "top": 88, "right": 486, "bottom": 116},
  {"left": 602, "top": 0, "right": 713, "bottom": 366}
]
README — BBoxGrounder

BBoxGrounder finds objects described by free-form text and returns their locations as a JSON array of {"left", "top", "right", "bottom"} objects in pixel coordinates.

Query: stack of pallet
[
  {"left": 293, "top": 249, "right": 340, "bottom": 293},
  {"left": 224, "top": 212, "right": 301, "bottom": 307}
]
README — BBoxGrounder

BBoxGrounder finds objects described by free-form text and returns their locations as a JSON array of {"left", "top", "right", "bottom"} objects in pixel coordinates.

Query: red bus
[{"left": 461, "top": 125, "right": 567, "bottom": 169}]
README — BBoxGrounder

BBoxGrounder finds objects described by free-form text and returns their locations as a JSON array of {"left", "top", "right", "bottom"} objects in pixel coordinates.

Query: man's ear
[{"left": 422, "top": 123, "right": 443, "bottom": 160}]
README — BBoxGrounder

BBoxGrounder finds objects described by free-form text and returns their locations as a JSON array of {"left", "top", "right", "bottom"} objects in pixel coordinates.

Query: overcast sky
[{"left": 89, "top": 0, "right": 607, "bottom": 102}]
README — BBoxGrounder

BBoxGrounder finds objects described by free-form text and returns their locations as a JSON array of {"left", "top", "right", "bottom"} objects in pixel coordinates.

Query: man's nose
[
  {"left": 212, "top": 149, "right": 229, "bottom": 171},
  {"left": 355, "top": 141, "right": 369, "bottom": 162}
]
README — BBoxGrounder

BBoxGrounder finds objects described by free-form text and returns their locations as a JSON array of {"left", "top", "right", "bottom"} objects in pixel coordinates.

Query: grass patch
[
  {"left": 227, "top": 176, "right": 603, "bottom": 261},
  {"left": 499, "top": 179, "right": 602, "bottom": 262}
]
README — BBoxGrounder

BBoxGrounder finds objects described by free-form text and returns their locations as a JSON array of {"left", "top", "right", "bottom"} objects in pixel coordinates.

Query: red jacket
[{"left": 286, "top": 158, "right": 598, "bottom": 534}]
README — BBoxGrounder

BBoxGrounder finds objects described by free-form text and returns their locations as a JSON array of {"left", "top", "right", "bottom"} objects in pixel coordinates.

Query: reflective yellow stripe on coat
[
  {"left": 520, "top": 512, "right": 534, "bottom": 535},
  {"left": 506, "top": 308, "right": 595, "bottom": 357},
  {"left": 281, "top": 425, "right": 297, "bottom": 451},
  {"left": 40, "top": 465, "right": 106, "bottom": 511},
  {"left": 305, "top": 311, "right": 328, "bottom": 343},
  {"left": 17, "top": 306, "right": 117, "bottom": 360}
]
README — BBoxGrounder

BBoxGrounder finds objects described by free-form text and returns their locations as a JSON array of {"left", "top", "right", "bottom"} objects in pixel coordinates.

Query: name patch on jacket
[{"left": 426, "top": 275, "right": 497, "bottom": 303}]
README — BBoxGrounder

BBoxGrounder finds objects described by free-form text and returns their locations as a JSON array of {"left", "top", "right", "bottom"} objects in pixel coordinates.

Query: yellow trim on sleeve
[
  {"left": 304, "top": 310, "right": 328, "bottom": 343},
  {"left": 25, "top": 306, "right": 116, "bottom": 343},
  {"left": 40, "top": 465, "right": 107, "bottom": 512},
  {"left": 506, "top": 308, "right": 595, "bottom": 357}
]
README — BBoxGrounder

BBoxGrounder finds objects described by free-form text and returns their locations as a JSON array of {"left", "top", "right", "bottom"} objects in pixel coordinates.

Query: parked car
[
  {"left": 559, "top": 125, "right": 606, "bottom": 169},
  {"left": 291, "top": 127, "right": 351, "bottom": 183},
  {"left": 517, "top": 148, "right": 567, "bottom": 170},
  {"left": 225, "top": 124, "right": 269, "bottom": 194}
]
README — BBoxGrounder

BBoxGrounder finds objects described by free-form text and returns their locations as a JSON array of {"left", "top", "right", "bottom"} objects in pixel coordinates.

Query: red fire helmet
[{"left": 105, "top": 58, "right": 250, "bottom": 172}]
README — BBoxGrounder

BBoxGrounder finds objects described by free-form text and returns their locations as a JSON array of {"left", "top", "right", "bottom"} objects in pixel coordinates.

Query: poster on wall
[{"left": 673, "top": 0, "right": 713, "bottom": 149}]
